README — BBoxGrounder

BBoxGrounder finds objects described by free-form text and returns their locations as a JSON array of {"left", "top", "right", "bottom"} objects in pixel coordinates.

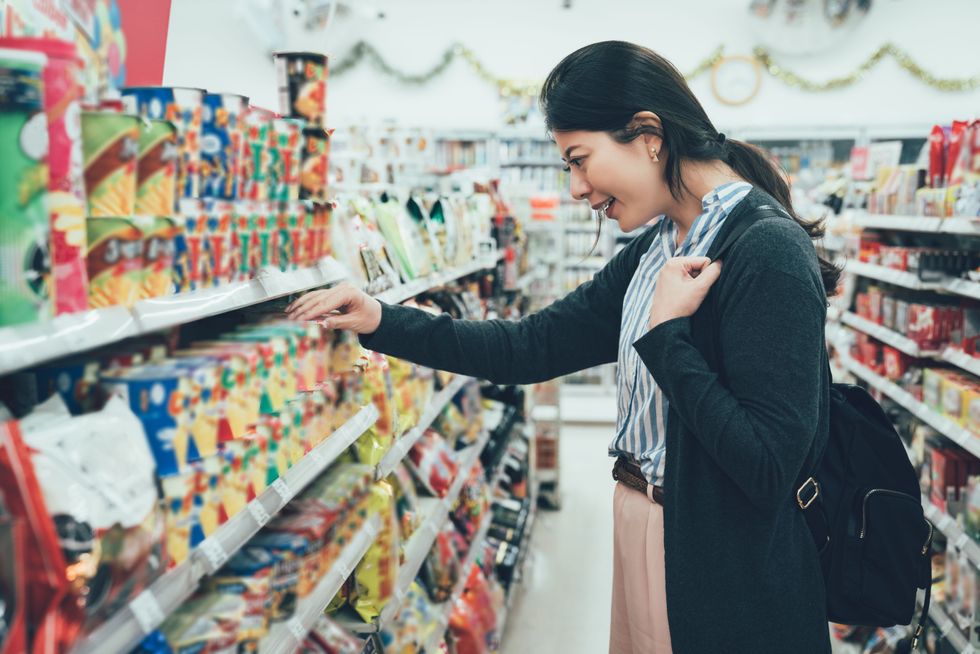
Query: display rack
[
  {"left": 260, "top": 514, "right": 383, "bottom": 654},
  {"left": 839, "top": 312, "right": 942, "bottom": 358},
  {"left": 851, "top": 210, "right": 980, "bottom": 236},
  {"left": 71, "top": 405, "right": 380, "bottom": 654}
]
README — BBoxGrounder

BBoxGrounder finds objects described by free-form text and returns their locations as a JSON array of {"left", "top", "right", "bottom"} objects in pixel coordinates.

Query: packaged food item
[
  {"left": 81, "top": 111, "right": 139, "bottom": 217},
  {"left": 34, "top": 357, "right": 103, "bottom": 415},
  {"left": 135, "top": 118, "right": 179, "bottom": 215},
  {"left": 86, "top": 217, "right": 145, "bottom": 308},
  {"left": 274, "top": 51, "right": 328, "bottom": 128},
  {"left": 267, "top": 511, "right": 333, "bottom": 597},
  {"left": 201, "top": 92, "right": 247, "bottom": 200},
  {"left": 422, "top": 523, "right": 461, "bottom": 603},
  {"left": 0, "top": 48, "right": 51, "bottom": 327},
  {"left": 408, "top": 429, "right": 459, "bottom": 498},
  {"left": 453, "top": 461, "right": 490, "bottom": 543},
  {"left": 206, "top": 547, "right": 275, "bottom": 645},
  {"left": 0, "top": 512, "right": 27, "bottom": 654},
  {"left": 300, "top": 126, "right": 330, "bottom": 201},
  {"left": 240, "top": 106, "right": 275, "bottom": 201},
  {"left": 1, "top": 38, "right": 87, "bottom": 317},
  {"left": 157, "top": 593, "right": 244, "bottom": 653},
  {"left": 204, "top": 199, "right": 233, "bottom": 286},
  {"left": 123, "top": 86, "right": 205, "bottom": 200},
  {"left": 133, "top": 215, "right": 177, "bottom": 299},
  {"left": 351, "top": 482, "right": 399, "bottom": 622},
  {"left": 381, "top": 581, "right": 440, "bottom": 653},
  {"left": 251, "top": 531, "right": 309, "bottom": 621},
  {"left": 305, "top": 615, "right": 364, "bottom": 653},
  {"left": 448, "top": 590, "right": 489, "bottom": 654},
  {"left": 19, "top": 395, "right": 165, "bottom": 636},
  {"left": 355, "top": 353, "right": 397, "bottom": 466}
]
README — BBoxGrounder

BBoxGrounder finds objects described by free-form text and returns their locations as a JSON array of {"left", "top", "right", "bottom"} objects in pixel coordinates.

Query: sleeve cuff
[{"left": 358, "top": 300, "right": 399, "bottom": 351}]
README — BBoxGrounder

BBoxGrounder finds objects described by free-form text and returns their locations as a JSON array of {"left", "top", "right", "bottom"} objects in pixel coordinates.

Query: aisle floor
[{"left": 502, "top": 424, "right": 615, "bottom": 654}]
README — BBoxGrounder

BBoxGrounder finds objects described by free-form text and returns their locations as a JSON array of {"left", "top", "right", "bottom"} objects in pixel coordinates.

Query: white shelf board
[
  {"left": 854, "top": 211, "right": 980, "bottom": 236},
  {"left": 71, "top": 404, "right": 379, "bottom": 654},
  {"left": 840, "top": 312, "right": 941, "bottom": 359},
  {"left": 375, "top": 375, "right": 471, "bottom": 481},
  {"left": 845, "top": 261, "right": 942, "bottom": 292},
  {"left": 374, "top": 255, "right": 498, "bottom": 306},
  {"left": 260, "top": 514, "right": 382, "bottom": 654},
  {"left": 942, "top": 348, "right": 980, "bottom": 379},
  {"left": 838, "top": 355, "right": 979, "bottom": 458},
  {"left": 0, "top": 258, "right": 348, "bottom": 377}
]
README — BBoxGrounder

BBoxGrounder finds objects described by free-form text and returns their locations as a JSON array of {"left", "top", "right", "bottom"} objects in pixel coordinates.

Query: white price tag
[
  {"left": 129, "top": 589, "right": 166, "bottom": 634},
  {"left": 337, "top": 558, "right": 353, "bottom": 580},
  {"left": 272, "top": 478, "right": 292, "bottom": 504},
  {"left": 247, "top": 500, "right": 271, "bottom": 527},
  {"left": 200, "top": 537, "right": 229, "bottom": 571},
  {"left": 393, "top": 587, "right": 406, "bottom": 605},
  {"left": 309, "top": 448, "right": 326, "bottom": 467},
  {"left": 956, "top": 533, "right": 971, "bottom": 550},
  {"left": 287, "top": 616, "right": 307, "bottom": 642}
]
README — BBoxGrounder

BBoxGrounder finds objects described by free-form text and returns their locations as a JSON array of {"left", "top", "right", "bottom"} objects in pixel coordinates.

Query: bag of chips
[
  {"left": 380, "top": 581, "right": 441, "bottom": 654},
  {"left": 421, "top": 524, "right": 461, "bottom": 603},
  {"left": 351, "top": 482, "right": 399, "bottom": 622},
  {"left": 389, "top": 464, "right": 422, "bottom": 550},
  {"left": 355, "top": 353, "right": 397, "bottom": 467},
  {"left": 452, "top": 461, "right": 490, "bottom": 545},
  {"left": 303, "top": 615, "right": 364, "bottom": 653},
  {"left": 407, "top": 430, "right": 458, "bottom": 498}
]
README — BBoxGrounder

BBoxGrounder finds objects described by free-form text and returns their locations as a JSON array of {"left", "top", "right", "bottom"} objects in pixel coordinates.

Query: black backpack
[{"left": 710, "top": 204, "right": 935, "bottom": 648}]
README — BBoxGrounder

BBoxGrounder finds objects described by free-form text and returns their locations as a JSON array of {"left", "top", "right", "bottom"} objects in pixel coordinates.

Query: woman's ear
[{"left": 628, "top": 110, "right": 664, "bottom": 153}]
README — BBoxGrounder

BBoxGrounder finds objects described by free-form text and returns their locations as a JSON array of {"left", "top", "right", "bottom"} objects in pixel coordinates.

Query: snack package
[
  {"left": 18, "top": 395, "right": 165, "bottom": 637},
  {"left": 351, "top": 482, "right": 399, "bottom": 622},
  {"left": 304, "top": 615, "right": 363, "bottom": 654},
  {"left": 250, "top": 531, "right": 309, "bottom": 622},
  {"left": 452, "top": 461, "right": 490, "bottom": 545},
  {"left": 448, "top": 592, "right": 489, "bottom": 654},
  {"left": 34, "top": 357, "right": 104, "bottom": 415},
  {"left": 390, "top": 463, "right": 422, "bottom": 548},
  {"left": 206, "top": 547, "right": 275, "bottom": 645},
  {"left": 380, "top": 581, "right": 441, "bottom": 654},
  {"left": 408, "top": 429, "right": 459, "bottom": 498},
  {"left": 422, "top": 524, "right": 461, "bottom": 603},
  {"left": 355, "top": 353, "right": 397, "bottom": 466},
  {"left": 156, "top": 593, "right": 245, "bottom": 653},
  {"left": 86, "top": 216, "right": 145, "bottom": 309}
]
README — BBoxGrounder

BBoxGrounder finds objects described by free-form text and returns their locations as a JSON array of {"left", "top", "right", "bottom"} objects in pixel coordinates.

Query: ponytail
[{"left": 722, "top": 139, "right": 841, "bottom": 297}]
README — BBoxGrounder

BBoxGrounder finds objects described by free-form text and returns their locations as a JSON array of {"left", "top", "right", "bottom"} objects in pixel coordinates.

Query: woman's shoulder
[{"left": 728, "top": 210, "right": 822, "bottom": 285}]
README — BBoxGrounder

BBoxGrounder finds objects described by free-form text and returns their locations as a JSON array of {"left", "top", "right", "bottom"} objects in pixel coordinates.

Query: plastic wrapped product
[
  {"left": 380, "top": 581, "right": 441, "bottom": 653},
  {"left": 250, "top": 531, "right": 309, "bottom": 622},
  {"left": 407, "top": 429, "right": 458, "bottom": 498},
  {"left": 421, "top": 524, "right": 461, "bottom": 604},
  {"left": 351, "top": 482, "right": 399, "bottom": 622},
  {"left": 206, "top": 547, "right": 275, "bottom": 647}
]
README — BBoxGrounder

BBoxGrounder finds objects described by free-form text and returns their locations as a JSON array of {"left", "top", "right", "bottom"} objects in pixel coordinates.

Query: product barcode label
[
  {"left": 130, "top": 589, "right": 166, "bottom": 634},
  {"left": 288, "top": 616, "right": 307, "bottom": 642},
  {"left": 200, "top": 537, "right": 229, "bottom": 571},
  {"left": 271, "top": 478, "right": 292, "bottom": 504},
  {"left": 247, "top": 500, "right": 271, "bottom": 527}
]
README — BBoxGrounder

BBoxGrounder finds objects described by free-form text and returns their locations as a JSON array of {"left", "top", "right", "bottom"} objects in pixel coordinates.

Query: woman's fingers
[{"left": 290, "top": 287, "right": 349, "bottom": 322}]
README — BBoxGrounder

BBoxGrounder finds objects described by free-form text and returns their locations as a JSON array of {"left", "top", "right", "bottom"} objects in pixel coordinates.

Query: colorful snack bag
[
  {"left": 250, "top": 531, "right": 309, "bottom": 621},
  {"left": 135, "top": 118, "right": 179, "bottom": 215},
  {"left": 86, "top": 216, "right": 144, "bottom": 308},
  {"left": 274, "top": 51, "right": 328, "bottom": 128},
  {"left": 1, "top": 38, "right": 88, "bottom": 317},
  {"left": 201, "top": 92, "right": 247, "bottom": 200},
  {"left": 355, "top": 353, "right": 397, "bottom": 466},
  {"left": 81, "top": 111, "right": 139, "bottom": 217},
  {"left": 351, "top": 481, "right": 399, "bottom": 622},
  {"left": 206, "top": 548, "right": 275, "bottom": 646},
  {"left": 34, "top": 357, "right": 103, "bottom": 415},
  {"left": 422, "top": 524, "right": 461, "bottom": 602},
  {"left": 134, "top": 215, "right": 177, "bottom": 299},
  {"left": 0, "top": 48, "right": 51, "bottom": 327},
  {"left": 122, "top": 86, "right": 205, "bottom": 200},
  {"left": 408, "top": 429, "right": 459, "bottom": 498}
]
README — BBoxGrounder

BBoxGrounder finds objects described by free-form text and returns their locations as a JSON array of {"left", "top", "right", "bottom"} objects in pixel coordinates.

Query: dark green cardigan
[{"left": 361, "top": 188, "right": 832, "bottom": 653}]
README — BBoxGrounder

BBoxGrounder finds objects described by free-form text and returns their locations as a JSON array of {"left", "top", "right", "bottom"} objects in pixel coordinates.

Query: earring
[{"left": 650, "top": 148, "right": 659, "bottom": 162}]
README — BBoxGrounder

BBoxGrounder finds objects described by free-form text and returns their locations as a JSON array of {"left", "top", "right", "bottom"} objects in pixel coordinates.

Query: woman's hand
[
  {"left": 285, "top": 283, "right": 383, "bottom": 334},
  {"left": 648, "top": 257, "right": 723, "bottom": 330}
]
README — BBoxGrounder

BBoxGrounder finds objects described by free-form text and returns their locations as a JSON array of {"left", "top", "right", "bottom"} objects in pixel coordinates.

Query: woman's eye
[{"left": 562, "top": 158, "right": 583, "bottom": 172}]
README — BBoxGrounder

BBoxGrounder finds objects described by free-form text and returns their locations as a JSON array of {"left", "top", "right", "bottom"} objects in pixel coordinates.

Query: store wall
[{"left": 162, "top": 0, "right": 980, "bottom": 134}]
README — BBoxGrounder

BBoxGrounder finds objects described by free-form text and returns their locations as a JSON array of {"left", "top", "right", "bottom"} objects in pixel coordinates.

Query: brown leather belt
[{"left": 613, "top": 457, "right": 665, "bottom": 506}]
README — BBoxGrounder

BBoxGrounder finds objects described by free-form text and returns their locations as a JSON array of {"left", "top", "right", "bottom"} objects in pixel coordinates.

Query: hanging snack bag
[
  {"left": 206, "top": 548, "right": 275, "bottom": 646},
  {"left": 351, "top": 481, "right": 399, "bottom": 622},
  {"left": 355, "top": 352, "right": 397, "bottom": 467},
  {"left": 250, "top": 531, "right": 309, "bottom": 622}
]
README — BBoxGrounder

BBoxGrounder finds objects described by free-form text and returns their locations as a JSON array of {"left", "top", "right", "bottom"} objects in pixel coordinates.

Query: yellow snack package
[{"left": 352, "top": 481, "right": 400, "bottom": 621}]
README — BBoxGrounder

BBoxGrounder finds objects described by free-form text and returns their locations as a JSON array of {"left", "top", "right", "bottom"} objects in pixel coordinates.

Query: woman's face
[{"left": 553, "top": 129, "right": 668, "bottom": 232}]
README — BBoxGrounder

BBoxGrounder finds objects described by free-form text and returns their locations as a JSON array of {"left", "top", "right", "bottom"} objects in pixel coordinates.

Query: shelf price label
[
  {"left": 271, "top": 478, "right": 292, "bottom": 504},
  {"left": 288, "top": 616, "right": 307, "bottom": 642},
  {"left": 130, "top": 589, "right": 166, "bottom": 634},
  {"left": 309, "top": 447, "right": 326, "bottom": 467},
  {"left": 247, "top": 500, "right": 271, "bottom": 527},
  {"left": 200, "top": 537, "right": 229, "bottom": 571}
]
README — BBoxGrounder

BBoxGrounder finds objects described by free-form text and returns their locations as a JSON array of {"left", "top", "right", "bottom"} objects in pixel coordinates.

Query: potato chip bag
[
  {"left": 351, "top": 481, "right": 399, "bottom": 622},
  {"left": 407, "top": 430, "right": 458, "bottom": 498}
]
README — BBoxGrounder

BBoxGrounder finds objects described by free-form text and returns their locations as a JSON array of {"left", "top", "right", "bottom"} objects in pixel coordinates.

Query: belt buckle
[{"left": 796, "top": 477, "right": 820, "bottom": 510}]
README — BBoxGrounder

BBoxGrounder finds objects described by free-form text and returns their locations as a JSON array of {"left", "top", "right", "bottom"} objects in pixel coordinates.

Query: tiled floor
[{"left": 501, "top": 424, "right": 616, "bottom": 654}]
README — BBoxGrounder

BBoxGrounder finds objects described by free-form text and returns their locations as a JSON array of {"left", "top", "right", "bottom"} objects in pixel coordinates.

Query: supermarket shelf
[
  {"left": 343, "top": 430, "right": 492, "bottom": 634},
  {"left": 260, "top": 514, "right": 382, "bottom": 654},
  {"left": 840, "top": 312, "right": 941, "bottom": 358},
  {"left": 421, "top": 505, "right": 494, "bottom": 653},
  {"left": 845, "top": 261, "right": 942, "bottom": 292},
  {"left": 943, "top": 278, "right": 980, "bottom": 302},
  {"left": 854, "top": 212, "right": 980, "bottom": 236},
  {"left": 925, "top": 600, "right": 972, "bottom": 653},
  {"left": 921, "top": 503, "right": 980, "bottom": 572},
  {"left": 837, "top": 355, "right": 979, "bottom": 458},
  {"left": 942, "top": 347, "right": 980, "bottom": 379},
  {"left": 375, "top": 255, "right": 498, "bottom": 305},
  {"left": 0, "top": 258, "right": 349, "bottom": 377},
  {"left": 375, "top": 375, "right": 472, "bottom": 480},
  {"left": 72, "top": 404, "right": 380, "bottom": 654}
]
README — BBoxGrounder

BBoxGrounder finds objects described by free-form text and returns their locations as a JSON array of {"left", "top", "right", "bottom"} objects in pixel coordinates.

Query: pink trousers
[{"left": 609, "top": 482, "right": 674, "bottom": 654}]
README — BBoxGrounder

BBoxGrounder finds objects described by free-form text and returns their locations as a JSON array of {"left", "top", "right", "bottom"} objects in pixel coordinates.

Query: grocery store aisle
[{"left": 502, "top": 424, "right": 615, "bottom": 653}]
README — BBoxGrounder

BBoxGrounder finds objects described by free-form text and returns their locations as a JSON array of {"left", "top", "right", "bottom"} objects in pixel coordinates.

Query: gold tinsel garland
[{"left": 331, "top": 40, "right": 978, "bottom": 96}]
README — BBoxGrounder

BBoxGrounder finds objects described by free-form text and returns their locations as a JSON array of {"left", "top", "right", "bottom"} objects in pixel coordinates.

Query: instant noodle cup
[
  {"left": 135, "top": 118, "right": 179, "bottom": 216},
  {"left": 133, "top": 215, "right": 177, "bottom": 299},
  {"left": 122, "top": 86, "right": 205, "bottom": 200},
  {"left": 81, "top": 111, "right": 139, "bottom": 217},
  {"left": 274, "top": 51, "right": 328, "bottom": 128},
  {"left": 204, "top": 199, "right": 234, "bottom": 286},
  {"left": 176, "top": 198, "right": 206, "bottom": 289},
  {"left": 201, "top": 92, "right": 248, "bottom": 200},
  {"left": 240, "top": 106, "right": 275, "bottom": 201},
  {"left": 299, "top": 127, "right": 330, "bottom": 201},
  {"left": 270, "top": 117, "right": 305, "bottom": 202},
  {"left": 86, "top": 216, "right": 144, "bottom": 308},
  {"left": 0, "top": 48, "right": 52, "bottom": 327},
  {"left": 1, "top": 38, "right": 88, "bottom": 317}
]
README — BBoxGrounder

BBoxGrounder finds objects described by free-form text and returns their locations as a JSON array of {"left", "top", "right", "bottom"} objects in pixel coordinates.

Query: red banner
[{"left": 116, "top": 0, "right": 172, "bottom": 86}]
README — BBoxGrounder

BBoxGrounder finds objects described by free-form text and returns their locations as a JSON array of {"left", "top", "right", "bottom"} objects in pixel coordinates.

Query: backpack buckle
[{"left": 797, "top": 477, "right": 820, "bottom": 510}]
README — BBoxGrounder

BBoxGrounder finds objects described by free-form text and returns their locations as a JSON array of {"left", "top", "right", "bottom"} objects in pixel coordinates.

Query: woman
[{"left": 288, "top": 41, "right": 837, "bottom": 654}]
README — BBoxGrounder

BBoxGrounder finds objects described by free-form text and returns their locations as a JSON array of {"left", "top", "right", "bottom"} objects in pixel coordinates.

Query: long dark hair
[{"left": 540, "top": 41, "right": 840, "bottom": 296}]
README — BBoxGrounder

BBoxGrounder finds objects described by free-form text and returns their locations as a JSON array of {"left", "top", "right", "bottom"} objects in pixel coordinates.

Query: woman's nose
[{"left": 569, "top": 170, "right": 592, "bottom": 201}]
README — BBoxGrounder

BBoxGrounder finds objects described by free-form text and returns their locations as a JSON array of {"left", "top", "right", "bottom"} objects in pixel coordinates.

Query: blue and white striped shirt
[{"left": 611, "top": 181, "right": 753, "bottom": 484}]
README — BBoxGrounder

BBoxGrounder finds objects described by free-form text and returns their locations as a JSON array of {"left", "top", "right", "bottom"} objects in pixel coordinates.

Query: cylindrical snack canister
[
  {"left": 299, "top": 127, "right": 329, "bottom": 201},
  {"left": 270, "top": 117, "right": 304, "bottom": 202},
  {"left": 273, "top": 51, "right": 327, "bottom": 128},
  {"left": 0, "top": 48, "right": 51, "bottom": 327},
  {"left": 179, "top": 198, "right": 207, "bottom": 290},
  {"left": 135, "top": 118, "right": 179, "bottom": 216},
  {"left": 240, "top": 106, "right": 275, "bottom": 201},
  {"left": 1, "top": 38, "right": 88, "bottom": 317},
  {"left": 232, "top": 200, "right": 252, "bottom": 282},
  {"left": 122, "top": 86, "right": 205, "bottom": 201},
  {"left": 86, "top": 216, "right": 144, "bottom": 308},
  {"left": 81, "top": 111, "right": 140, "bottom": 217},
  {"left": 201, "top": 92, "right": 248, "bottom": 200},
  {"left": 170, "top": 214, "right": 191, "bottom": 293},
  {"left": 205, "top": 199, "right": 233, "bottom": 286},
  {"left": 133, "top": 215, "right": 177, "bottom": 299}
]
